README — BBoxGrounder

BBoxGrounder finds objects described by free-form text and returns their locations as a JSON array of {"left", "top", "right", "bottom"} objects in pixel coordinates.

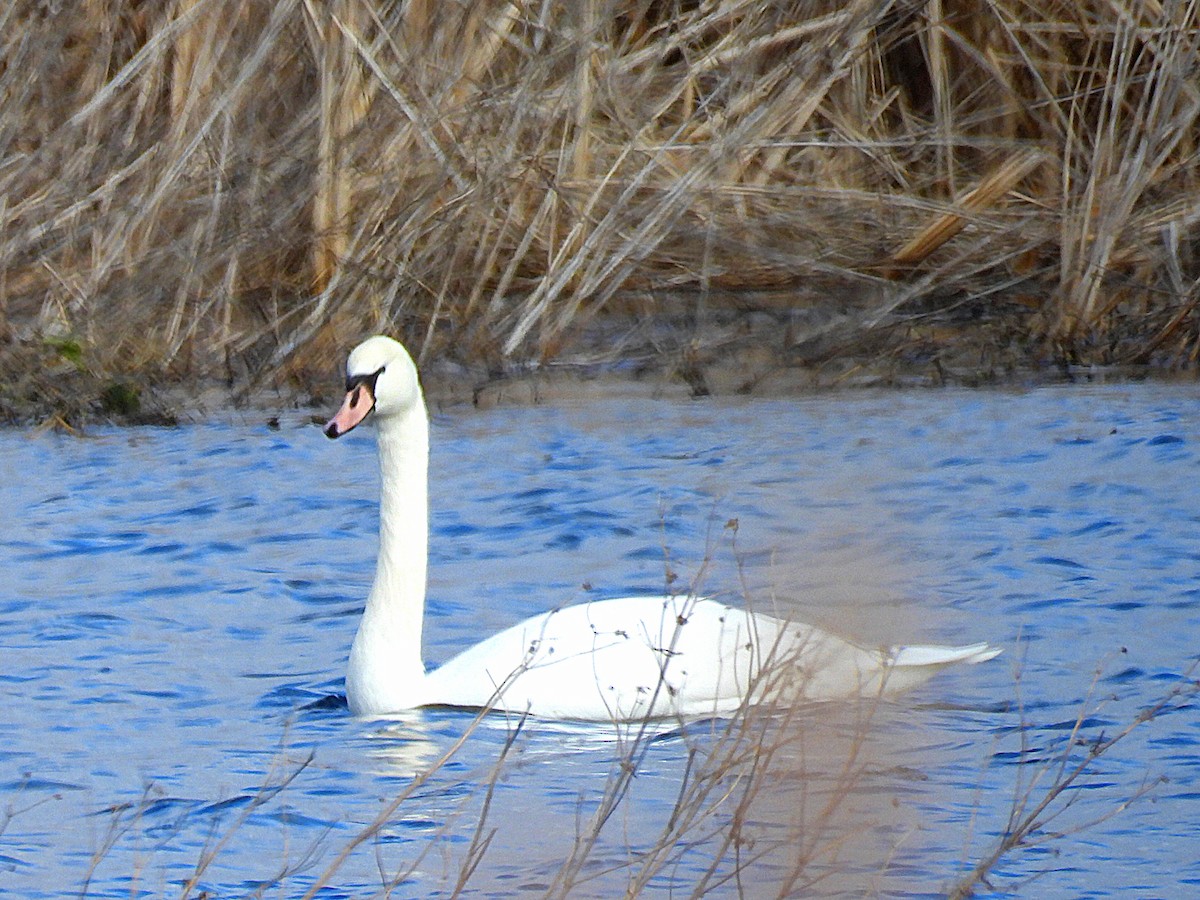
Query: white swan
[{"left": 324, "top": 335, "right": 1000, "bottom": 720}]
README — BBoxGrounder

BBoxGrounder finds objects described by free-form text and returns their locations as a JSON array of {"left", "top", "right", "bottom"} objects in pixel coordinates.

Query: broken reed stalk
[{"left": 888, "top": 149, "right": 1045, "bottom": 269}]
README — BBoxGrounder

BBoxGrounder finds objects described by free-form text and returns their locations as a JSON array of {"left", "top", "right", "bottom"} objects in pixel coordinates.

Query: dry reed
[
  {"left": 54, "top": 630, "right": 1194, "bottom": 897},
  {"left": 2, "top": 0, "right": 1199, "bottom": 421}
]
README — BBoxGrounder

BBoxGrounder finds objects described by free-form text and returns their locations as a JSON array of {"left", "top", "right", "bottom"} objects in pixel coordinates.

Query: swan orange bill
[{"left": 324, "top": 383, "right": 376, "bottom": 439}]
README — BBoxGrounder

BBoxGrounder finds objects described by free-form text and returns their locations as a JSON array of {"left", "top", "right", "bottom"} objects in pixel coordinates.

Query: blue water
[{"left": 2, "top": 384, "right": 1198, "bottom": 897}]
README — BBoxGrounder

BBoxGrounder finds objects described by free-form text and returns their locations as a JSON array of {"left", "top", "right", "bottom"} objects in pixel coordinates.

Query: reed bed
[{"left": 2, "top": 0, "right": 1199, "bottom": 419}]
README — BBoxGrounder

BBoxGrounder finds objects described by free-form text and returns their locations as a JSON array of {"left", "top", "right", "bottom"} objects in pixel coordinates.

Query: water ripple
[{"left": 1, "top": 387, "right": 1198, "bottom": 896}]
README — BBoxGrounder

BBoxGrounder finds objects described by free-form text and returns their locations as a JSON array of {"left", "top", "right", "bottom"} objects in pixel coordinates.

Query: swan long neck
[
  {"left": 371, "top": 405, "right": 429, "bottom": 655},
  {"left": 347, "top": 401, "right": 429, "bottom": 714}
]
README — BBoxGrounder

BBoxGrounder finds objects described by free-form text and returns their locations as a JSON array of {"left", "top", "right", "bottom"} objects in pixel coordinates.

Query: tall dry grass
[{"left": 2, "top": 0, "right": 1199, "bottom": 417}]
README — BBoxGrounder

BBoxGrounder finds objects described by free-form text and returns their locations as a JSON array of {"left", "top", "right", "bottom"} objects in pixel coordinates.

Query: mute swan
[{"left": 324, "top": 335, "right": 999, "bottom": 720}]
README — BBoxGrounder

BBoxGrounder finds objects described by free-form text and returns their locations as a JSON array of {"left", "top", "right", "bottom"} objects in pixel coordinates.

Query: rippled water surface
[{"left": 2, "top": 384, "right": 1199, "bottom": 897}]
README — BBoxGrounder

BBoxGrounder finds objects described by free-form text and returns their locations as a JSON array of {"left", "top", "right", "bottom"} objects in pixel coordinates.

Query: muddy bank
[{"left": 3, "top": 306, "right": 1186, "bottom": 429}]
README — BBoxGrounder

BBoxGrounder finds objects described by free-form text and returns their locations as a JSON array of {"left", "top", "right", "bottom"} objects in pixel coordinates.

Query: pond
[{"left": 2, "top": 383, "right": 1198, "bottom": 897}]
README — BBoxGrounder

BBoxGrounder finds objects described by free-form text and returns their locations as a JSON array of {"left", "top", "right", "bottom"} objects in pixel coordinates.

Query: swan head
[{"left": 324, "top": 335, "right": 421, "bottom": 438}]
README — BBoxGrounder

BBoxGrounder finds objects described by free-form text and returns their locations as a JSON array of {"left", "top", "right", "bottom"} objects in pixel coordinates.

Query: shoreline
[{"left": 4, "top": 331, "right": 1191, "bottom": 430}]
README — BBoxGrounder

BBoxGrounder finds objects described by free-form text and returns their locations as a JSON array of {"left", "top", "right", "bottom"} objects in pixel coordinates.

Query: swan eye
[{"left": 344, "top": 365, "right": 386, "bottom": 395}]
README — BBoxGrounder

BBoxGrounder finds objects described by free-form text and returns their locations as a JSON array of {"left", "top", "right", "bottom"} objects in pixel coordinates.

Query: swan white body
[{"left": 325, "top": 336, "right": 1000, "bottom": 721}]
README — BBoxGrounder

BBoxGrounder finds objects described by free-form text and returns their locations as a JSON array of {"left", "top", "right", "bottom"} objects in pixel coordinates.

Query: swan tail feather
[{"left": 891, "top": 642, "right": 1002, "bottom": 668}]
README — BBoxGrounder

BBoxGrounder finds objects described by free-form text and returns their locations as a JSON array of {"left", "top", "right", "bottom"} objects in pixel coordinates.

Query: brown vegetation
[
  {"left": 2, "top": 0, "right": 1199, "bottom": 420},
  {"left": 49, "top": 632, "right": 1198, "bottom": 897}
]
